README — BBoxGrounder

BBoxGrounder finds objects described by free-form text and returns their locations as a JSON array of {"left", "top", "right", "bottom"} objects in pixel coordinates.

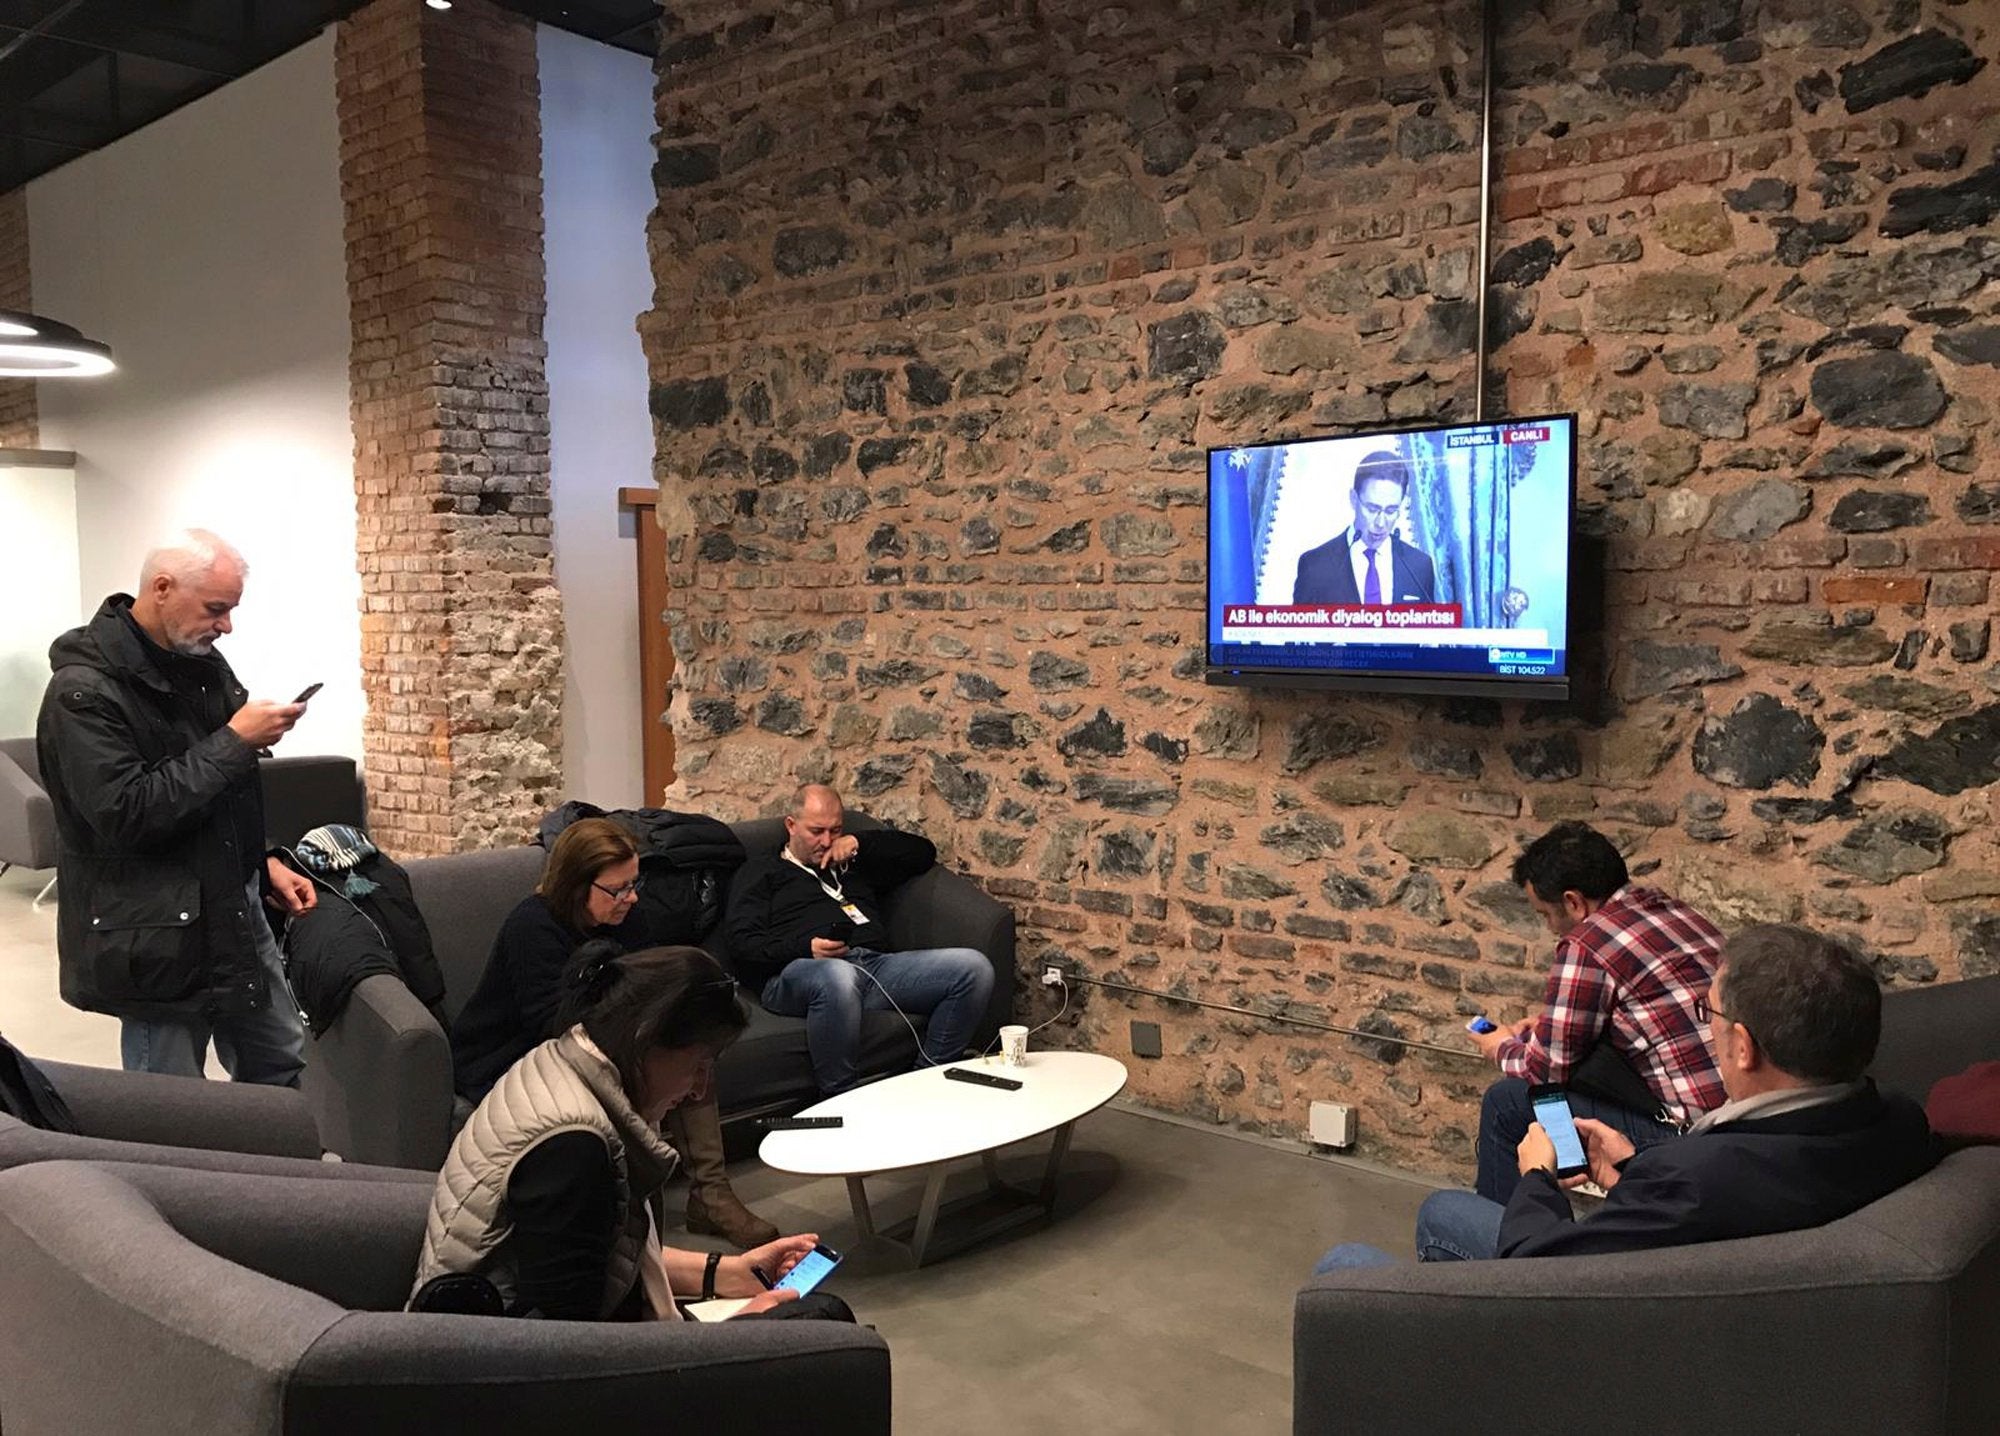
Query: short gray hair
[{"left": 139, "top": 529, "right": 248, "bottom": 588}]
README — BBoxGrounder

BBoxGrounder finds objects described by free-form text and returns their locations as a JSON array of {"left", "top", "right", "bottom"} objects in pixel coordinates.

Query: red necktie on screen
[{"left": 1364, "top": 544, "right": 1383, "bottom": 605}]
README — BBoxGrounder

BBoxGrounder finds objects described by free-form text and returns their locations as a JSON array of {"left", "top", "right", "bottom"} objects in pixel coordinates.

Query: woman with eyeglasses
[
  {"left": 450, "top": 818, "right": 778, "bottom": 1249},
  {"left": 414, "top": 940, "right": 850, "bottom": 1323}
]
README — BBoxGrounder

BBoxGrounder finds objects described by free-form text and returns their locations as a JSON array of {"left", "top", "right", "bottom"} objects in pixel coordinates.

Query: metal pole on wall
[{"left": 1472, "top": 0, "right": 1497, "bottom": 423}]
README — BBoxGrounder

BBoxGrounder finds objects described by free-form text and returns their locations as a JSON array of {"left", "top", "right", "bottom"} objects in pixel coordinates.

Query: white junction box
[{"left": 1309, "top": 1100, "right": 1356, "bottom": 1149}]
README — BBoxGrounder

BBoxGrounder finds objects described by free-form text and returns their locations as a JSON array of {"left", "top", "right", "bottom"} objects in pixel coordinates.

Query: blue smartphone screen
[
  {"left": 1530, "top": 1091, "right": 1589, "bottom": 1173},
  {"left": 774, "top": 1246, "right": 841, "bottom": 1296}
]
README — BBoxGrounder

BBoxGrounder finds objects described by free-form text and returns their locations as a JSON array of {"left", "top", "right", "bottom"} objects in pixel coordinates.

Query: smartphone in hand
[
  {"left": 293, "top": 683, "right": 323, "bottom": 704},
  {"left": 1527, "top": 1084, "right": 1591, "bottom": 1180},
  {"left": 1466, "top": 1016, "right": 1497, "bottom": 1034},
  {"left": 771, "top": 1244, "right": 842, "bottom": 1297}
]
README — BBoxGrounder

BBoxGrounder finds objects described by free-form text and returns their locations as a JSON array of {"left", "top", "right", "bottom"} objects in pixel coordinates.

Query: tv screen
[{"left": 1205, "top": 415, "right": 1576, "bottom": 700}]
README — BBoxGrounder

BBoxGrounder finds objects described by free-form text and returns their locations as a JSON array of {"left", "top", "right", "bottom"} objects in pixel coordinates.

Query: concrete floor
[{"left": 0, "top": 862, "right": 1435, "bottom": 1434}]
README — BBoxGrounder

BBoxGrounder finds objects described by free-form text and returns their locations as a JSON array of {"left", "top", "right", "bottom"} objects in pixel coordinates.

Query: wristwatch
[{"left": 703, "top": 1250, "right": 722, "bottom": 1301}]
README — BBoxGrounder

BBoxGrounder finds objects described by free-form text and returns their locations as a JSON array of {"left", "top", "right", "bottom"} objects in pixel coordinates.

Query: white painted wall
[
  {"left": 0, "top": 464, "right": 82, "bottom": 738},
  {"left": 539, "top": 25, "right": 656, "bottom": 807},
  {"left": 25, "top": 31, "right": 361, "bottom": 762}
]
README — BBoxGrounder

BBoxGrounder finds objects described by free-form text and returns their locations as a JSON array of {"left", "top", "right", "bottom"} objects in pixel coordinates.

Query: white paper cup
[{"left": 999, "top": 1024, "right": 1029, "bottom": 1066}]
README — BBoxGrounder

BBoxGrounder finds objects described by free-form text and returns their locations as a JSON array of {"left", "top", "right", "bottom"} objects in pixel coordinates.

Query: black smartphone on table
[{"left": 1527, "top": 1083, "right": 1591, "bottom": 1180}]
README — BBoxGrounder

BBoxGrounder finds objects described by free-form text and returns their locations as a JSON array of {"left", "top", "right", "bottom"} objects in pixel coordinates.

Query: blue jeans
[
  {"left": 1312, "top": 1189, "right": 1509, "bottom": 1274},
  {"left": 119, "top": 875, "right": 306, "bottom": 1087},
  {"left": 761, "top": 946, "right": 994, "bottom": 1095},
  {"left": 1475, "top": 1076, "right": 1678, "bottom": 1205}
]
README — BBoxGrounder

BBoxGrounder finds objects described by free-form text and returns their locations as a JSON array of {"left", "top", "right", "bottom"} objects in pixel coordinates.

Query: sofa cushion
[
  {"left": 404, "top": 847, "right": 547, "bottom": 1023},
  {"left": 1871, "top": 973, "right": 2000, "bottom": 1105},
  {"left": 714, "top": 1003, "right": 924, "bottom": 1120}
]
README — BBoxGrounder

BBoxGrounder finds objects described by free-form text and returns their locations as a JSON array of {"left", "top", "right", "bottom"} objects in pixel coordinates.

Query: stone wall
[
  {"left": 335, "top": 0, "right": 563, "bottom": 855},
  {"left": 0, "top": 188, "right": 35, "bottom": 449},
  {"left": 642, "top": 0, "right": 2000, "bottom": 1174}
]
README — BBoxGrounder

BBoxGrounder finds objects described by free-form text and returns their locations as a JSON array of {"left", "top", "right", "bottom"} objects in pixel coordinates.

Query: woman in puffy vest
[
  {"left": 412, "top": 941, "right": 848, "bottom": 1321},
  {"left": 450, "top": 818, "right": 778, "bottom": 1249}
]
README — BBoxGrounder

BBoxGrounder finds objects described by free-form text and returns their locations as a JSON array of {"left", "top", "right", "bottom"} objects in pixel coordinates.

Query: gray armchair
[
  {"left": 0, "top": 1161, "right": 892, "bottom": 1436},
  {"left": 0, "top": 1057, "right": 428, "bottom": 1187},
  {"left": 0, "top": 736, "right": 57, "bottom": 904},
  {"left": 301, "top": 813, "right": 1018, "bottom": 1169},
  {"left": 1294, "top": 972, "right": 2000, "bottom": 1435},
  {"left": 1292, "top": 1146, "right": 2000, "bottom": 1434}
]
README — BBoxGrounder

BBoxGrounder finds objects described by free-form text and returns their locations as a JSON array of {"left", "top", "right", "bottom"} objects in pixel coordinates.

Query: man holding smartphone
[
  {"left": 37, "top": 529, "right": 316, "bottom": 1085},
  {"left": 723, "top": 784, "right": 994, "bottom": 1095},
  {"left": 1466, "top": 821, "right": 1727, "bottom": 1204},
  {"left": 1315, "top": 924, "right": 1935, "bottom": 1269}
]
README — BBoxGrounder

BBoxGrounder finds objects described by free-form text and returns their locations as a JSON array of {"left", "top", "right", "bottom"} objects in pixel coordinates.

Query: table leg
[
  {"left": 1035, "top": 1120, "right": 1077, "bottom": 1207},
  {"left": 845, "top": 1175, "right": 878, "bottom": 1242},
  {"left": 906, "top": 1165, "right": 950, "bottom": 1265}
]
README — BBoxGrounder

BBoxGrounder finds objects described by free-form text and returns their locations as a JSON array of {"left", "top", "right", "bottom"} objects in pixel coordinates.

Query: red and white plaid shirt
[{"left": 1497, "top": 885, "right": 1726, "bottom": 1124}]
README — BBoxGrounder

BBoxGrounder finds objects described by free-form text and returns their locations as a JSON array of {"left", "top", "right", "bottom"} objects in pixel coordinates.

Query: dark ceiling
[{"left": 0, "top": 0, "right": 662, "bottom": 195}]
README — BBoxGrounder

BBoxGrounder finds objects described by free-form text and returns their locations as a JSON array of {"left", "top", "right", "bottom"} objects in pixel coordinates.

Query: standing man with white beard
[{"left": 37, "top": 529, "right": 317, "bottom": 1084}]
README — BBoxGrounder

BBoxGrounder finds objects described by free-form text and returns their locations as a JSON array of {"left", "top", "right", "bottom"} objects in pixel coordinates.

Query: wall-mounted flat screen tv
[{"left": 1205, "top": 414, "right": 1576, "bottom": 701}]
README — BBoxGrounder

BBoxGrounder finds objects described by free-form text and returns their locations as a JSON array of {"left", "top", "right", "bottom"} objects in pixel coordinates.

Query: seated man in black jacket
[
  {"left": 725, "top": 785, "right": 994, "bottom": 1095},
  {"left": 1316, "top": 923, "right": 1936, "bottom": 1269}
]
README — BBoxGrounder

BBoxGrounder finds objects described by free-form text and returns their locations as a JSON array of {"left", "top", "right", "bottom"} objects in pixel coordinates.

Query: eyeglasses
[
  {"left": 1694, "top": 991, "right": 1740, "bottom": 1026},
  {"left": 592, "top": 876, "right": 645, "bottom": 901}
]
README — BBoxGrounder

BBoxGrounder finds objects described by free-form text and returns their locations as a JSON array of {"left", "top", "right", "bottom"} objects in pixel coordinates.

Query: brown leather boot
[
  {"left": 685, "top": 1184, "right": 780, "bottom": 1249},
  {"left": 668, "top": 1098, "right": 780, "bottom": 1249}
]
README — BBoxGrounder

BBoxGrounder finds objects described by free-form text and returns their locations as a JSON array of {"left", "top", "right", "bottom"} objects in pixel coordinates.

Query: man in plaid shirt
[{"left": 1467, "top": 822, "right": 1726, "bottom": 1203}]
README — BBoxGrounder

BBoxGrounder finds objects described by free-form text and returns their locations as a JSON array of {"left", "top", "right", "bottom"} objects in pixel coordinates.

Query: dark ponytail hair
[{"left": 557, "top": 940, "right": 748, "bottom": 1094}]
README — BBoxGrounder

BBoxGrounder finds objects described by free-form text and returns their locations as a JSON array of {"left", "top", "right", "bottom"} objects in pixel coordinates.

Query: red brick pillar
[
  {"left": 335, "top": 0, "right": 561, "bottom": 855},
  {"left": 0, "top": 189, "right": 36, "bottom": 449}
]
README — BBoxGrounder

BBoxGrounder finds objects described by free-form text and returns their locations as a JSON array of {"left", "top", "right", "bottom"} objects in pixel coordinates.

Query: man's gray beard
[{"left": 170, "top": 635, "right": 216, "bottom": 657}]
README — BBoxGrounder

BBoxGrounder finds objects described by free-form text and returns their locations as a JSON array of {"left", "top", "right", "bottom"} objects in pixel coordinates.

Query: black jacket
[
  {"left": 722, "top": 829, "right": 936, "bottom": 991},
  {"left": 1498, "top": 1081, "right": 1938, "bottom": 1259},
  {"left": 276, "top": 850, "right": 448, "bottom": 1036},
  {"left": 537, "top": 802, "right": 744, "bottom": 944},
  {"left": 36, "top": 595, "right": 270, "bottom": 1019}
]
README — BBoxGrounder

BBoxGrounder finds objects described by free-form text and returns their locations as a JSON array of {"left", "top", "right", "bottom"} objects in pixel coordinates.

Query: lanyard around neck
[{"left": 782, "top": 847, "right": 846, "bottom": 902}]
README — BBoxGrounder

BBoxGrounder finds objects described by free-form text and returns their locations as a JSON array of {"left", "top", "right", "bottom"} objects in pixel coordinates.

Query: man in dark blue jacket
[
  {"left": 724, "top": 784, "right": 994, "bottom": 1095},
  {"left": 1317, "top": 923, "right": 1936, "bottom": 1268}
]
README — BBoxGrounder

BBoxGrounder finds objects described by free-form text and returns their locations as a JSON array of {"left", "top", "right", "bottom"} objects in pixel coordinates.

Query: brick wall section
[
  {"left": 643, "top": 0, "right": 2000, "bottom": 1175},
  {"left": 335, "top": 0, "right": 561, "bottom": 855},
  {"left": 0, "top": 187, "right": 36, "bottom": 449}
]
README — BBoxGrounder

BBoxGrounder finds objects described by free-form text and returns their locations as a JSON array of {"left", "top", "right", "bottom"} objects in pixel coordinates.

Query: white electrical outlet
[{"left": 1309, "top": 1100, "right": 1356, "bottom": 1149}]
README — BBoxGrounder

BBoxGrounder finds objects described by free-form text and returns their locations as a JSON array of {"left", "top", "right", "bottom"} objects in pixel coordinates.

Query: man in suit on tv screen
[{"left": 1291, "top": 450, "right": 1437, "bottom": 606}]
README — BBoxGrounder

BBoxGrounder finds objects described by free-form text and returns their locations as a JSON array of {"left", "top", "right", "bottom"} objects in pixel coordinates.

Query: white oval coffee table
[{"left": 759, "top": 1051, "right": 1128, "bottom": 1266}]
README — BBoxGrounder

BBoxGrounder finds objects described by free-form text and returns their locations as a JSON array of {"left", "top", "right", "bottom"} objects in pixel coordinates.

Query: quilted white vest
[{"left": 408, "top": 1027, "right": 680, "bottom": 1317}]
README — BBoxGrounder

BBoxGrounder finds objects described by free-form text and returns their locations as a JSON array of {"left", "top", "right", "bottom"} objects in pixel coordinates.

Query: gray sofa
[
  {"left": 1293, "top": 974, "right": 2000, "bottom": 1435},
  {"left": 0, "top": 736, "right": 56, "bottom": 880},
  {"left": 304, "top": 811, "right": 1017, "bottom": 1168},
  {"left": 0, "top": 1058, "right": 430, "bottom": 1187},
  {"left": 0, "top": 1160, "right": 891, "bottom": 1436}
]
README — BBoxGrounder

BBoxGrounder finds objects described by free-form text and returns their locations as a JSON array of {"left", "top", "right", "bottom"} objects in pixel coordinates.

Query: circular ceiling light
[{"left": 0, "top": 310, "right": 115, "bottom": 377}]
